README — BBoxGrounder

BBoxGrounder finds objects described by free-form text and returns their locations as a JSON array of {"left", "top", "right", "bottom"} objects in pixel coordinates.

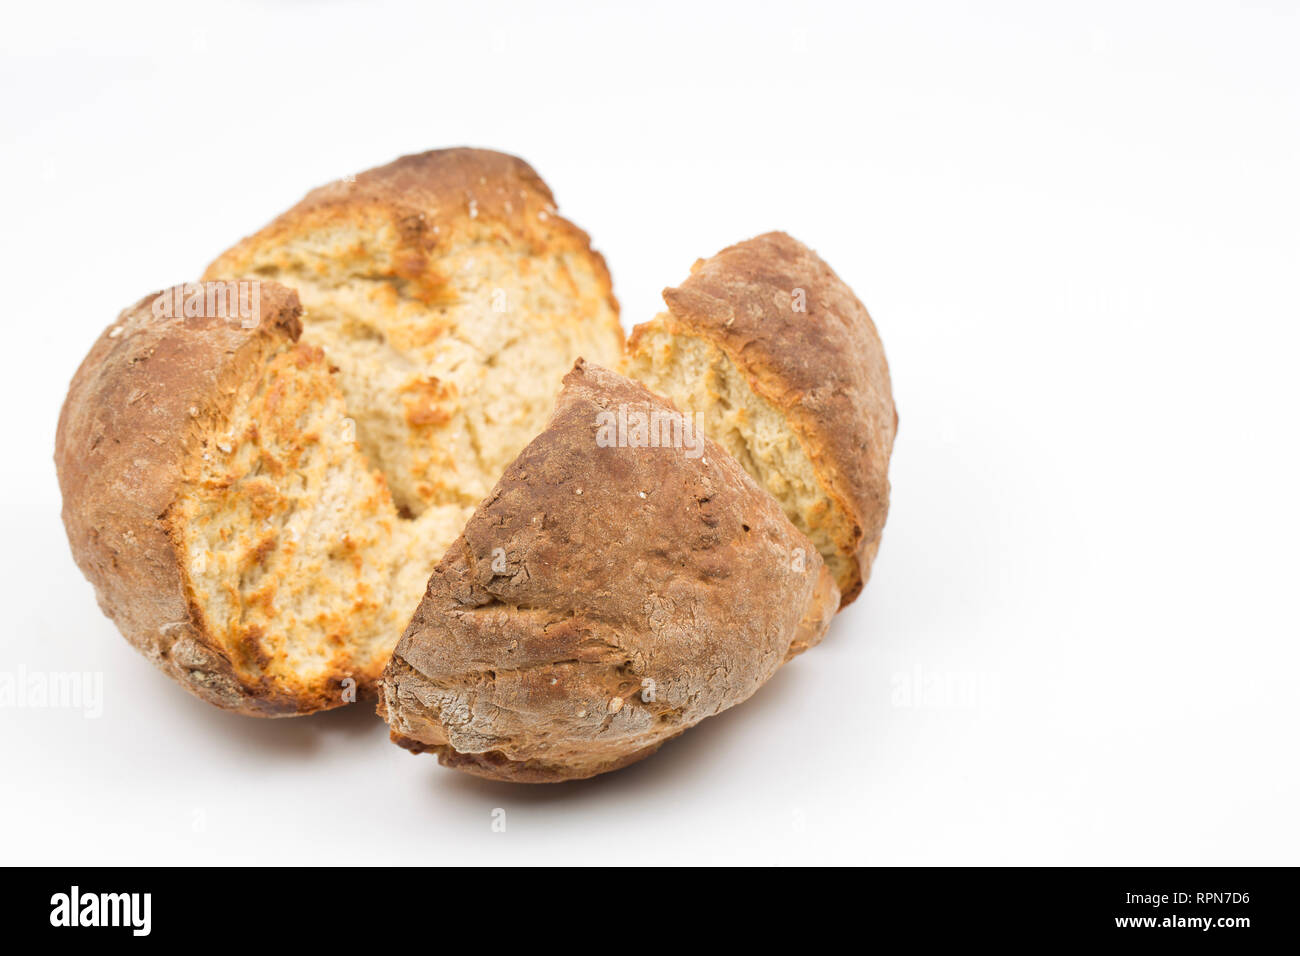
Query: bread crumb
[
  {"left": 609, "top": 696, "right": 624, "bottom": 714},
  {"left": 638, "top": 491, "right": 647, "bottom": 499},
  {"left": 574, "top": 487, "right": 582, "bottom": 495}
]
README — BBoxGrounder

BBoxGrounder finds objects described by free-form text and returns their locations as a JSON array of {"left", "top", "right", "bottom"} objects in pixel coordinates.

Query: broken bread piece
[
  {"left": 626, "top": 232, "right": 896, "bottom": 607},
  {"left": 379, "top": 361, "right": 839, "bottom": 782},
  {"left": 56, "top": 284, "right": 468, "bottom": 715},
  {"left": 204, "top": 147, "right": 625, "bottom": 517}
]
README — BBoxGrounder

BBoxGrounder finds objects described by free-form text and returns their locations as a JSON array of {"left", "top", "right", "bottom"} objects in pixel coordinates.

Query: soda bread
[
  {"left": 56, "top": 150, "right": 624, "bottom": 715},
  {"left": 55, "top": 146, "right": 897, "bottom": 780},
  {"left": 379, "top": 362, "right": 839, "bottom": 781},
  {"left": 626, "top": 232, "right": 897, "bottom": 605}
]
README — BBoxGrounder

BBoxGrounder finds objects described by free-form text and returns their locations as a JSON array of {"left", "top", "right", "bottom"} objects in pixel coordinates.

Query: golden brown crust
[
  {"left": 54, "top": 283, "right": 315, "bottom": 716},
  {"left": 629, "top": 232, "right": 897, "bottom": 605},
  {"left": 205, "top": 146, "right": 620, "bottom": 340},
  {"left": 379, "top": 361, "right": 839, "bottom": 782}
]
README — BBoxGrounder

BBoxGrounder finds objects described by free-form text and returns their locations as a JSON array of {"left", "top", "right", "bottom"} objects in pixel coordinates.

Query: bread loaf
[
  {"left": 56, "top": 149, "right": 894, "bottom": 748},
  {"left": 626, "top": 232, "right": 896, "bottom": 606},
  {"left": 379, "top": 361, "right": 838, "bottom": 781}
]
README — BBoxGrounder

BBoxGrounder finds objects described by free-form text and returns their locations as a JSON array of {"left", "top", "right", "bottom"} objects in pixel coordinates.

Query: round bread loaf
[
  {"left": 57, "top": 149, "right": 625, "bottom": 716},
  {"left": 380, "top": 361, "right": 839, "bottom": 782},
  {"left": 626, "top": 232, "right": 897, "bottom": 606}
]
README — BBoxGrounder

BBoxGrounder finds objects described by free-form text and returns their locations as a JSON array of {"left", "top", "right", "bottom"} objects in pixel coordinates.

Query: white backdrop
[{"left": 2, "top": 0, "right": 1296, "bottom": 865}]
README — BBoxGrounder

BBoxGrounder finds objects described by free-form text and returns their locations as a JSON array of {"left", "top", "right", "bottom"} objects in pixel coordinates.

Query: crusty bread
[
  {"left": 56, "top": 150, "right": 892, "bottom": 744},
  {"left": 379, "top": 361, "right": 839, "bottom": 782},
  {"left": 204, "top": 148, "right": 624, "bottom": 518},
  {"left": 626, "top": 232, "right": 896, "bottom": 606},
  {"left": 57, "top": 149, "right": 625, "bottom": 716}
]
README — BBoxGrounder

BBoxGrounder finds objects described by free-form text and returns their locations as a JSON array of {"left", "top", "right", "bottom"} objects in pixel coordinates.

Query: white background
[{"left": 2, "top": 1, "right": 1296, "bottom": 865}]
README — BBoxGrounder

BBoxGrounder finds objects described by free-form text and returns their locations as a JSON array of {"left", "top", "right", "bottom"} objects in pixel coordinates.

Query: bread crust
[
  {"left": 628, "top": 232, "right": 897, "bottom": 605},
  {"left": 379, "top": 361, "right": 839, "bottom": 782},
  {"left": 205, "top": 146, "right": 621, "bottom": 346},
  {"left": 55, "top": 283, "right": 319, "bottom": 715}
]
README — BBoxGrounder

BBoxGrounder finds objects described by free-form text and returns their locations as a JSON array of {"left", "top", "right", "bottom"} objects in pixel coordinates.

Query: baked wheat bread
[
  {"left": 57, "top": 149, "right": 624, "bottom": 716},
  {"left": 626, "top": 232, "right": 896, "bottom": 606},
  {"left": 379, "top": 361, "right": 839, "bottom": 782}
]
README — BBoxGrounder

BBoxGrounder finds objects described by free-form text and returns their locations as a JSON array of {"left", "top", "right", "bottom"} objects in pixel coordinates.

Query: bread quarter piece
[
  {"left": 55, "top": 284, "right": 475, "bottom": 715},
  {"left": 379, "top": 361, "right": 839, "bottom": 782},
  {"left": 205, "top": 147, "right": 624, "bottom": 517},
  {"left": 626, "top": 232, "right": 897, "bottom": 606}
]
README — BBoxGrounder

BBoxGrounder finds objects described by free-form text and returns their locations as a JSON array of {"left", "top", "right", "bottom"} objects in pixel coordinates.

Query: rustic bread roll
[
  {"left": 380, "top": 361, "right": 839, "bottom": 782},
  {"left": 57, "top": 150, "right": 624, "bottom": 716},
  {"left": 205, "top": 147, "right": 624, "bottom": 517},
  {"left": 626, "top": 232, "right": 896, "bottom": 606}
]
